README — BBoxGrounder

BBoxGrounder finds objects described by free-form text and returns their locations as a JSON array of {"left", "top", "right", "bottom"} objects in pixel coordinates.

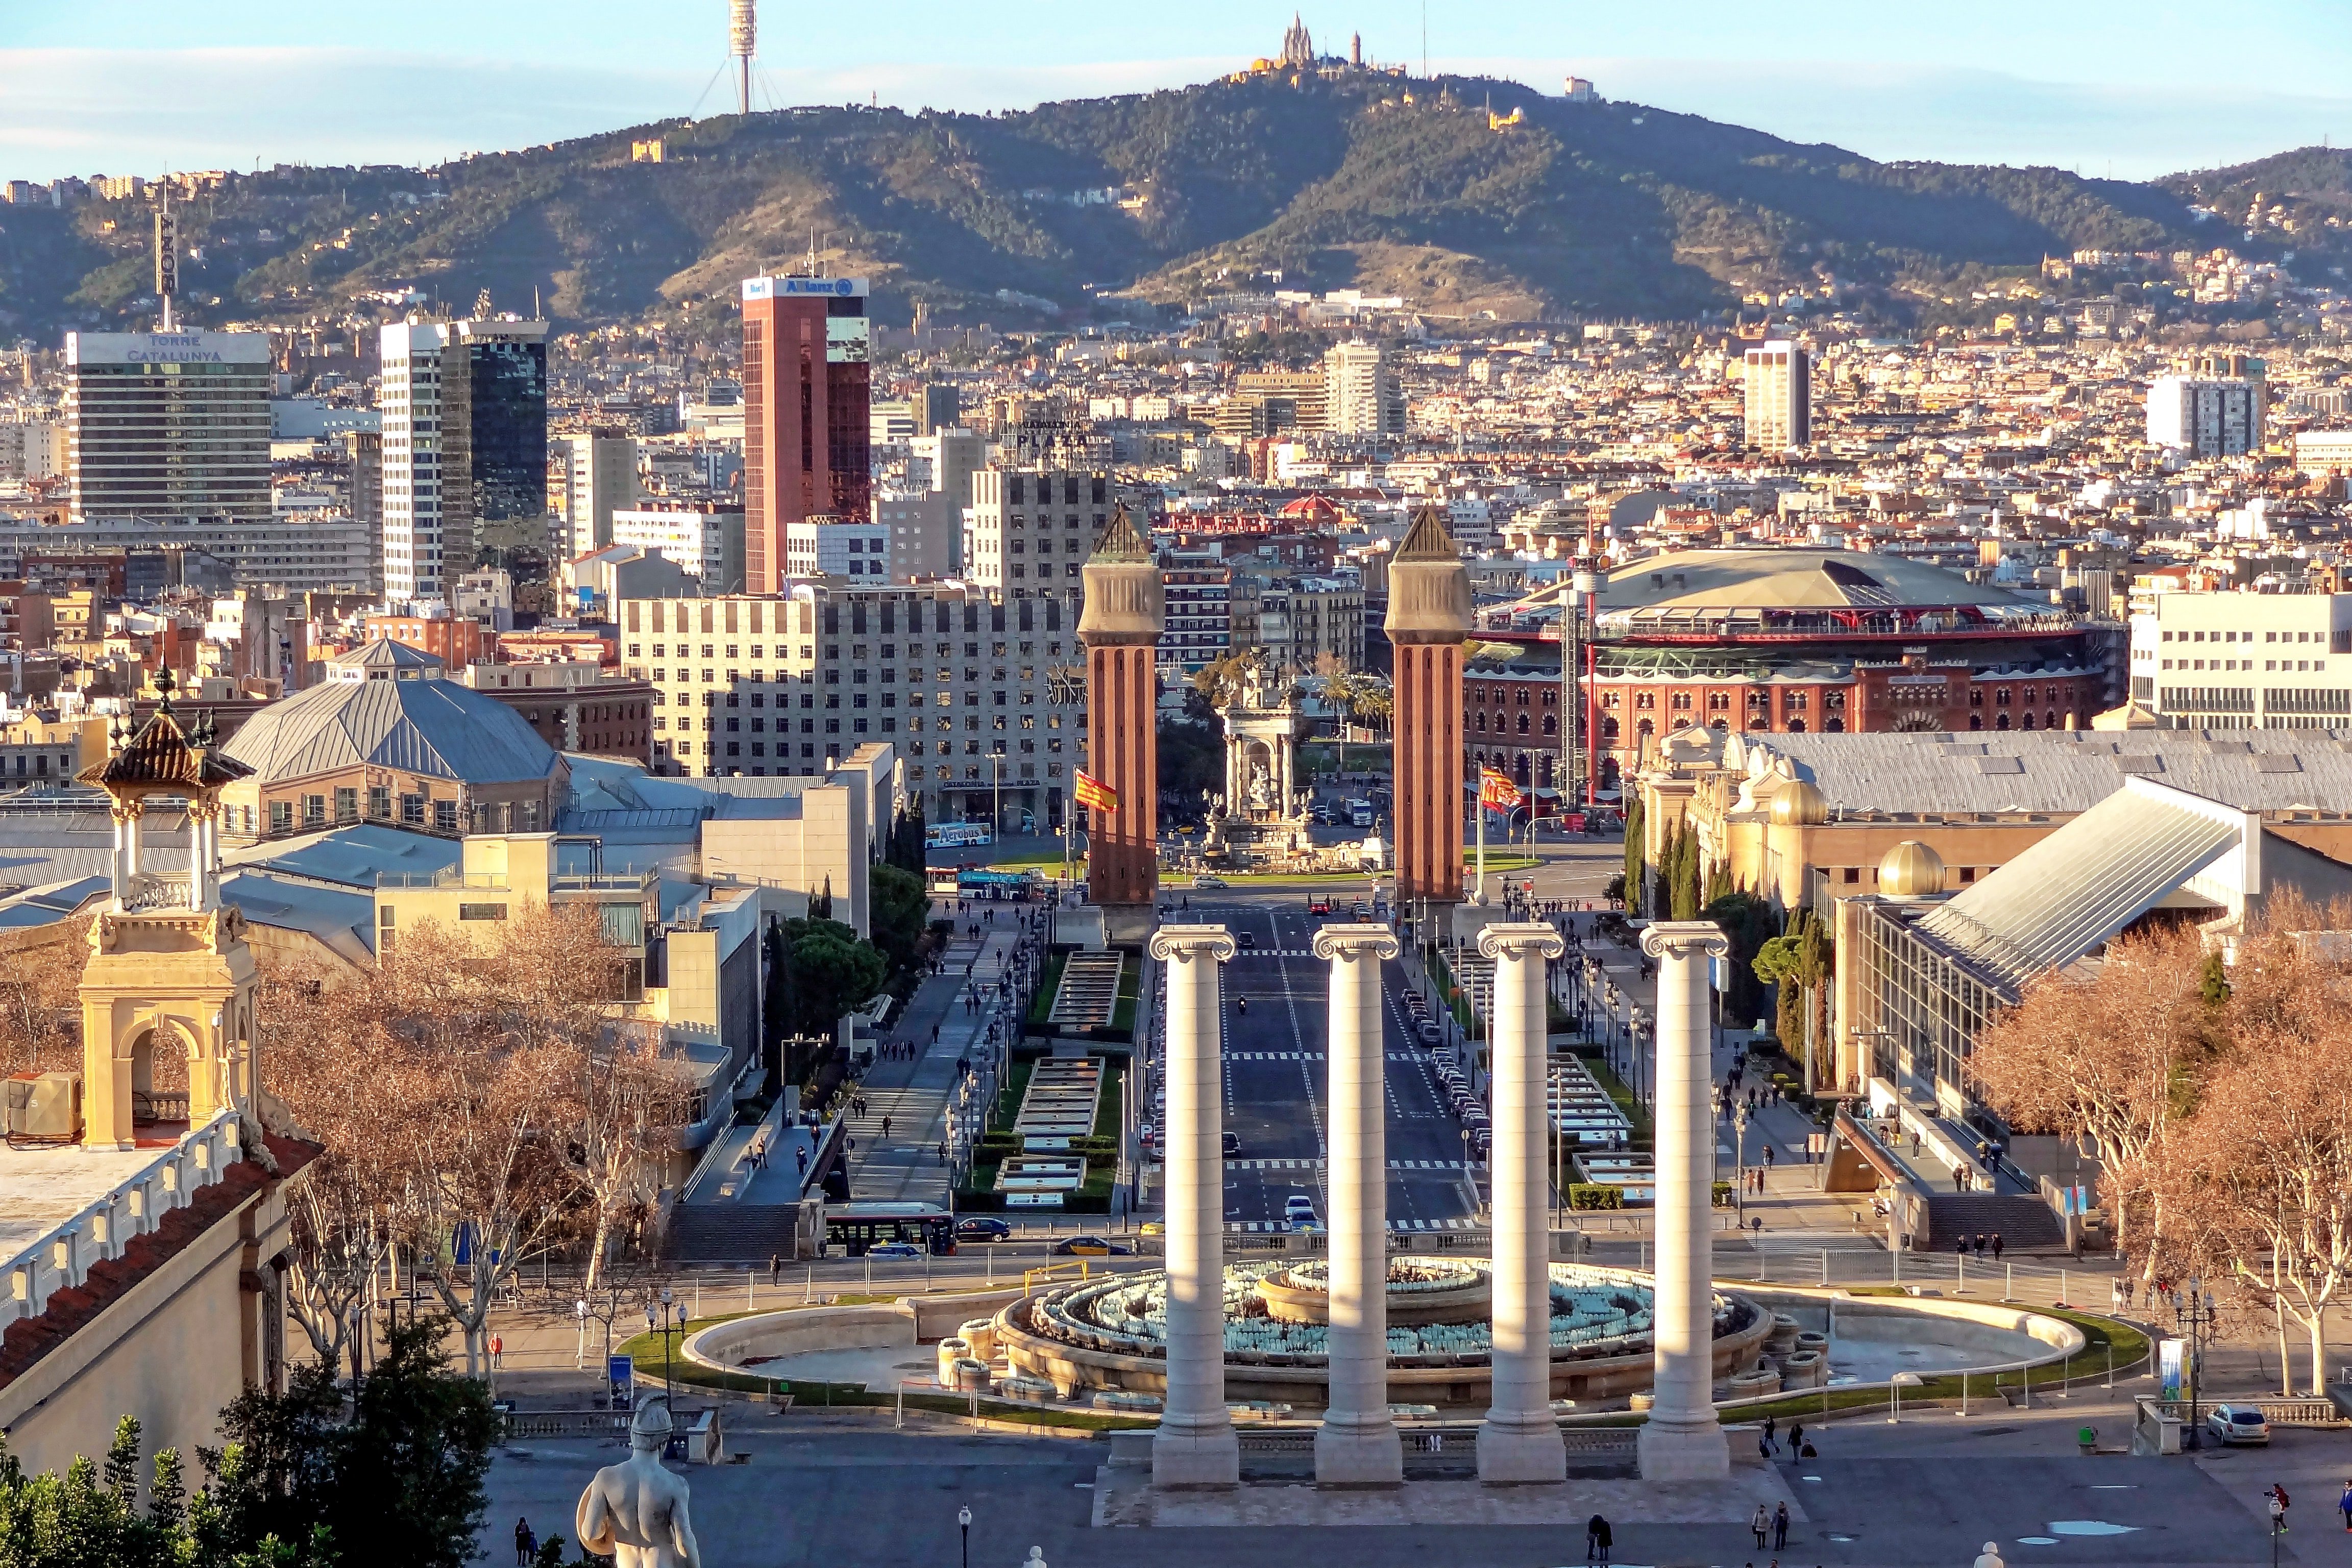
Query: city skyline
[{"left": 3, "top": 2, "right": 2348, "bottom": 185}]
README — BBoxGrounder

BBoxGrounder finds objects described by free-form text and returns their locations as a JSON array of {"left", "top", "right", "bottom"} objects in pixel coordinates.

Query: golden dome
[
  {"left": 1768, "top": 778, "right": 1828, "bottom": 825},
  {"left": 1878, "top": 839, "right": 1947, "bottom": 898}
]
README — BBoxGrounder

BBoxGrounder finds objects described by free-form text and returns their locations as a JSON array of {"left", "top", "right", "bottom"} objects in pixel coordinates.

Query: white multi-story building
[
  {"left": 0, "top": 513, "right": 372, "bottom": 594},
  {"left": 65, "top": 331, "right": 272, "bottom": 523},
  {"left": 873, "top": 489, "right": 955, "bottom": 580},
  {"left": 909, "top": 427, "right": 985, "bottom": 570},
  {"left": 965, "top": 467, "right": 1109, "bottom": 591},
  {"left": 554, "top": 432, "right": 640, "bottom": 558},
  {"left": 379, "top": 318, "right": 548, "bottom": 604},
  {"left": 1743, "top": 340, "right": 1811, "bottom": 453},
  {"left": 0, "top": 419, "right": 65, "bottom": 481},
  {"left": 1322, "top": 340, "right": 1404, "bottom": 437},
  {"left": 785, "top": 516, "right": 891, "bottom": 582},
  {"left": 2128, "top": 589, "right": 2352, "bottom": 727},
  {"left": 2146, "top": 375, "right": 2265, "bottom": 457},
  {"left": 614, "top": 586, "right": 1086, "bottom": 833},
  {"left": 611, "top": 504, "right": 745, "bottom": 594}
]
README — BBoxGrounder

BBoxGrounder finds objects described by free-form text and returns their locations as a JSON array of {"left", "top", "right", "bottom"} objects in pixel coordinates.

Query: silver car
[{"left": 2205, "top": 1404, "right": 2269, "bottom": 1445}]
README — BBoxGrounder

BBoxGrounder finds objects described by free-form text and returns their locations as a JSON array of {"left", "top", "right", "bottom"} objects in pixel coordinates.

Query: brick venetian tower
[
  {"left": 1077, "top": 504, "right": 1164, "bottom": 924},
  {"left": 1386, "top": 503, "right": 1473, "bottom": 909}
]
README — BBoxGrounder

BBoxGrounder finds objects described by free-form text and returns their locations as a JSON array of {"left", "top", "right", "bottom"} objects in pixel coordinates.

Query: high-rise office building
[
  {"left": 2147, "top": 375, "right": 2265, "bottom": 458},
  {"left": 555, "top": 432, "right": 641, "bottom": 559},
  {"left": 1743, "top": 340, "right": 1811, "bottom": 453},
  {"left": 65, "top": 331, "right": 272, "bottom": 522},
  {"left": 379, "top": 318, "right": 549, "bottom": 603},
  {"left": 741, "top": 275, "right": 870, "bottom": 593},
  {"left": 1322, "top": 341, "right": 1403, "bottom": 437}
]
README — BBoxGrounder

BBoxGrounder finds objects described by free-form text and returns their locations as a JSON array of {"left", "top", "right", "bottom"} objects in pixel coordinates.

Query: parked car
[
  {"left": 1051, "top": 1235, "right": 1133, "bottom": 1257},
  {"left": 1236, "top": 930, "right": 1258, "bottom": 950},
  {"left": 1222, "top": 1131, "right": 1243, "bottom": 1157},
  {"left": 867, "top": 1241, "right": 925, "bottom": 1260},
  {"left": 954, "top": 1217, "right": 1013, "bottom": 1242},
  {"left": 2206, "top": 1404, "right": 2270, "bottom": 1445}
]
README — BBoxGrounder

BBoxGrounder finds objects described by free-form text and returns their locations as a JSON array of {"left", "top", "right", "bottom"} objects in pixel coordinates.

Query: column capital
[
  {"left": 1150, "top": 924, "right": 1236, "bottom": 964},
  {"left": 1312, "top": 924, "right": 1399, "bottom": 963},
  {"left": 1476, "top": 921, "right": 1564, "bottom": 963},
  {"left": 1639, "top": 920, "right": 1730, "bottom": 961}
]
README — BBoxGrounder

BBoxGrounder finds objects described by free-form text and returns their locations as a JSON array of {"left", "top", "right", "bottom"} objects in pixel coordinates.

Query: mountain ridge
[{"left": 1, "top": 68, "right": 2342, "bottom": 340}]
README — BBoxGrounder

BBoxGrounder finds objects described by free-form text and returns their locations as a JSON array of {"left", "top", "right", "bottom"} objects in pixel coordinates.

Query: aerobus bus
[{"left": 823, "top": 1201, "right": 957, "bottom": 1257}]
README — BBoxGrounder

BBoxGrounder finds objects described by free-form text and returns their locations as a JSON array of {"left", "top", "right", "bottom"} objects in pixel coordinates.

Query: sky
[{"left": 3, "top": 1, "right": 2348, "bottom": 184}]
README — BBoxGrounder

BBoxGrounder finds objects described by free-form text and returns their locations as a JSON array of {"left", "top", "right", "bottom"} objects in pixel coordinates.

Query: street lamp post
[
  {"left": 2172, "top": 1278, "right": 2221, "bottom": 1448},
  {"left": 1732, "top": 1102, "right": 1748, "bottom": 1222},
  {"left": 574, "top": 1296, "right": 588, "bottom": 1372},
  {"left": 958, "top": 1504, "right": 972, "bottom": 1568}
]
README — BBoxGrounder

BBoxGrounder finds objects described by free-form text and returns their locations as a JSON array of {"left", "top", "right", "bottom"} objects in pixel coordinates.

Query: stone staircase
[{"left": 1922, "top": 1191, "right": 2066, "bottom": 1254}]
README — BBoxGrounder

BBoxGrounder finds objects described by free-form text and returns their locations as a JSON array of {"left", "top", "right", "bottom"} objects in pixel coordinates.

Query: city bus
[{"left": 823, "top": 1202, "right": 958, "bottom": 1257}]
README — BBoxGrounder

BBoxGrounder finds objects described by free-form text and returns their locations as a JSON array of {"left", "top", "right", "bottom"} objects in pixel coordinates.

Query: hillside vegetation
[{"left": 5, "top": 70, "right": 2319, "bottom": 339}]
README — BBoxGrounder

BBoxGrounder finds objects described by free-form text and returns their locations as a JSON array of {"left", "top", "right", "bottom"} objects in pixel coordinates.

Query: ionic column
[
  {"left": 1637, "top": 920, "right": 1731, "bottom": 1481},
  {"left": 1147, "top": 924, "right": 1240, "bottom": 1489},
  {"left": 1477, "top": 921, "right": 1567, "bottom": 1484},
  {"left": 1312, "top": 922, "right": 1402, "bottom": 1486}
]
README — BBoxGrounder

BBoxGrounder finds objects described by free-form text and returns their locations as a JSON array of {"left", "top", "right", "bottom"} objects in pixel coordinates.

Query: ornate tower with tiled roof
[
  {"left": 1076, "top": 505, "right": 1163, "bottom": 921},
  {"left": 74, "top": 671, "right": 261, "bottom": 1148},
  {"left": 1386, "top": 504, "right": 1473, "bottom": 908}
]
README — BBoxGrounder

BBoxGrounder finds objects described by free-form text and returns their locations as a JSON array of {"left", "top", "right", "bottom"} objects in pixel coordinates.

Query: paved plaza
[{"left": 484, "top": 1403, "right": 2338, "bottom": 1566}]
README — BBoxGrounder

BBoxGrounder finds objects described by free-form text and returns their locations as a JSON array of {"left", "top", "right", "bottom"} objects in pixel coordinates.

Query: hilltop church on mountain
[{"left": 1240, "top": 14, "right": 1400, "bottom": 80}]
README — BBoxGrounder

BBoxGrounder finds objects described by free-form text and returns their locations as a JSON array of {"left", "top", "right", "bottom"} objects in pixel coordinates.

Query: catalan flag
[
  {"left": 1479, "top": 769, "right": 1519, "bottom": 811},
  {"left": 1074, "top": 769, "right": 1120, "bottom": 813}
]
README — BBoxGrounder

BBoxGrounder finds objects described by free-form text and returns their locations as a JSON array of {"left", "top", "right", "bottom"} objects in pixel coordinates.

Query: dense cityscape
[{"left": 3, "top": 9, "right": 2352, "bottom": 1568}]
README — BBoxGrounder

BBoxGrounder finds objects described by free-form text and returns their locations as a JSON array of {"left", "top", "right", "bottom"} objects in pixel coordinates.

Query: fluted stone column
[
  {"left": 1312, "top": 923, "right": 1402, "bottom": 1486},
  {"left": 1147, "top": 924, "right": 1240, "bottom": 1488},
  {"left": 1637, "top": 920, "right": 1731, "bottom": 1481},
  {"left": 1476, "top": 921, "right": 1567, "bottom": 1484}
]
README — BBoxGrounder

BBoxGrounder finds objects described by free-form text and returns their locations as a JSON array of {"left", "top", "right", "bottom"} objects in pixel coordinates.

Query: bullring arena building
[{"left": 1488, "top": 548, "right": 2122, "bottom": 791}]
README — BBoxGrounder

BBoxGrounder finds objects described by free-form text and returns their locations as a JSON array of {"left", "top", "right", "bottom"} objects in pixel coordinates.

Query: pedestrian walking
[
  {"left": 1954, "top": 1164, "right": 1969, "bottom": 1193},
  {"left": 491, "top": 1334, "right": 503, "bottom": 1368},
  {"left": 2269, "top": 1482, "right": 2291, "bottom": 1534},
  {"left": 1787, "top": 1419, "right": 1803, "bottom": 1455},
  {"left": 881, "top": 1115, "right": 892, "bottom": 1140},
  {"left": 1763, "top": 1414, "right": 1778, "bottom": 1453},
  {"left": 1991, "top": 1233, "right": 2004, "bottom": 1261},
  {"left": 1973, "top": 1544, "right": 2005, "bottom": 1568},
  {"left": 514, "top": 1518, "right": 533, "bottom": 1567},
  {"left": 768, "top": 1253, "right": 780, "bottom": 1287},
  {"left": 1584, "top": 1512, "right": 1612, "bottom": 1567},
  {"left": 1772, "top": 1501, "right": 1788, "bottom": 1550},
  {"left": 1751, "top": 1503, "right": 1770, "bottom": 1548}
]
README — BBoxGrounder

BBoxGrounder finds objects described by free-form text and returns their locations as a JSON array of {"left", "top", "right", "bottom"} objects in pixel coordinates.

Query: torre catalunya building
[{"left": 1060, "top": 506, "right": 1742, "bottom": 1488}]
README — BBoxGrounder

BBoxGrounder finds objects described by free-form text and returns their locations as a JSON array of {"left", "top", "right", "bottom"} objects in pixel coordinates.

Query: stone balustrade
[{"left": 3, "top": 1110, "right": 240, "bottom": 1325}]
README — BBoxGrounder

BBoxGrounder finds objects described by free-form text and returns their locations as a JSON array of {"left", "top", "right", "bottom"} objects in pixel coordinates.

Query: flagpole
[{"left": 1476, "top": 787, "right": 1486, "bottom": 904}]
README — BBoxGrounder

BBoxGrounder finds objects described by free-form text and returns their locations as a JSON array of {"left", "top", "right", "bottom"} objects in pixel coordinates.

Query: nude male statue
[{"left": 576, "top": 1397, "right": 703, "bottom": 1568}]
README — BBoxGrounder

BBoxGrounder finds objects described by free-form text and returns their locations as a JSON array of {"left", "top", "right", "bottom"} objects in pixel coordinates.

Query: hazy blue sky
[{"left": 4, "top": 1, "right": 2347, "bottom": 182}]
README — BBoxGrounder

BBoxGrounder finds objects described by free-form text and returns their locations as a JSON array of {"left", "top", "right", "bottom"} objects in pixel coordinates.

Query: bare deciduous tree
[
  {"left": 1968, "top": 921, "right": 2216, "bottom": 1277},
  {"left": 2157, "top": 1018, "right": 2352, "bottom": 1394}
]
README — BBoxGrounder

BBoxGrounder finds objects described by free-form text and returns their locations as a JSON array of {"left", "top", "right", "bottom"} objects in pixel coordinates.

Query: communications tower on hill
[{"left": 730, "top": 0, "right": 756, "bottom": 116}]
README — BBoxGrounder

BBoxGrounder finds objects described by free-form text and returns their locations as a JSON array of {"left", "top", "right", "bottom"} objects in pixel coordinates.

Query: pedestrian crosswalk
[
  {"left": 1222, "top": 1050, "right": 1427, "bottom": 1062},
  {"left": 1226, "top": 1158, "right": 1469, "bottom": 1172},
  {"left": 1231, "top": 1216, "right": 1478, "bottom": 1233}
]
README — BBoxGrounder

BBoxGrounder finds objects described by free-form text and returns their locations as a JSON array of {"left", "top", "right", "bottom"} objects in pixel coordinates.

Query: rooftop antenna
[{"left": 730, "top": 0, "right": 757, "bottom": 117}]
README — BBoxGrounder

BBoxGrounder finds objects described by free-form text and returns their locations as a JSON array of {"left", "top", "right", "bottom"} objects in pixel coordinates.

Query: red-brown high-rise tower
[
  {"left": 1387, "top": 504, "right": 1472, "bottom": 908},
  {"left": 741, "top": 274, "right": 871, "bottom": 593},
  {"left": 1077, "top": 505, "right": 1163, "bottom": 919}
]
